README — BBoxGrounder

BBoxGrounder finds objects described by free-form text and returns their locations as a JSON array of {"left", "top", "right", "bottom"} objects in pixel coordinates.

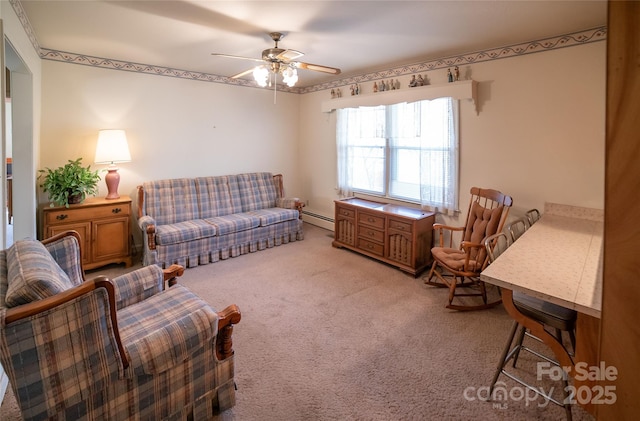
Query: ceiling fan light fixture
[
  {"left": 282, "top": 66, "right": 298, "bottom": 87},
  {"left": 252, "top": 63, "right": 298, "bottom": 88},
  {"left": 253, "top": 65, "right": 269, "bottom": 87},
  {"left": 213, "top": 31, "right": 340, "bottom": 89}
]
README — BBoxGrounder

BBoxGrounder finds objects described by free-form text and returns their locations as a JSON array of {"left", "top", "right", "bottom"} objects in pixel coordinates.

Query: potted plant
[{"left": 39, "top": 158, "right": 101, "bottom": 207}]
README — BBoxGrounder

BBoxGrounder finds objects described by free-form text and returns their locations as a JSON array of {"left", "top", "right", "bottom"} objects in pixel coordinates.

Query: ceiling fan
[{"left": 211, "top": 32, "right": 341, "bottom": 88}]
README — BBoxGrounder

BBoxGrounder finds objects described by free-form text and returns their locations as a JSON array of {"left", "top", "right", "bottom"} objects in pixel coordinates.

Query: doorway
[
  {"left": 0, "top": 32, "right": 36, "bottom": 404},
  {"left": 5, "top": 68, "right": 12, "bottom": 245},
  {"left": 3, "top": 37, "right": 35, "bottom": 247}
]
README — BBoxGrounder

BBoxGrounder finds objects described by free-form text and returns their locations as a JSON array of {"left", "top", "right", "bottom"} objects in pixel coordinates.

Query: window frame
[{"left": 337, "top": 97, "right": 459, "bottom": 212}]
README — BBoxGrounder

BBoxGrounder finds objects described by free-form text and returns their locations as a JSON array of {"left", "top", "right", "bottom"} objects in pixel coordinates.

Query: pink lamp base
[{"left": 104, "top": 167, "right": 121, "bottom": 200}]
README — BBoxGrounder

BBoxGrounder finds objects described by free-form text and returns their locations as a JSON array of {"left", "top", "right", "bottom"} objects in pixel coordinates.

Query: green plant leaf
[{"left": 38, "top": 158, "right": 101, "bottom": 207}]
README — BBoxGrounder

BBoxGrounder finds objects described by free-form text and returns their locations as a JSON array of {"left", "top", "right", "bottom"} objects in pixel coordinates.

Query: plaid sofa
[
  {"left": 0, "top": 231, "right": 241, "bottom": 420},
  {"left": 137, "top": 172, "right": 304, "bottom": 268}
]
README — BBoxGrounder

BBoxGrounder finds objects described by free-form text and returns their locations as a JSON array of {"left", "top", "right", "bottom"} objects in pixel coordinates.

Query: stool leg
[
  {"left": 568, "top": 330, "right": 576, "bottom": 356},
  {"left": 512, "top": 325, "right": 527, "bottom": 367},
  {"left": 554, "top": 327, "right": 562, "bottom": 342},
  {"left": 490, "top": 320, "right": 519, "bottom": 396}
]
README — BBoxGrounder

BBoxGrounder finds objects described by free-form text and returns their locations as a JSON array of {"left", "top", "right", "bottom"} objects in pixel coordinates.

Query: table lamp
[{"left": 94, "top": 129, "right": 131, "bottom": 199}]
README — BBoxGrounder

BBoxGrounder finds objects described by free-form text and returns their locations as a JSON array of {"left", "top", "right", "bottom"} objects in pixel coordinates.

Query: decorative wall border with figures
[
  {"left": 309, "top": 26, "right": 605, "bottom": 95},
  {"left": 321, "top": 80, "right": 478, "bottom": 114},
  {"left": 13, "top": 0, "right": 603, "bottom": 101}
]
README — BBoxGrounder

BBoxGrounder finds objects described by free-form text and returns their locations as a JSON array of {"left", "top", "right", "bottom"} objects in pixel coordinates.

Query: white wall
[
  {"left": 298, "top": 41, "right": 606, "bottom": 228},
  {"left": 39, "top": 40, "right": 605, "bottom": 242},
  {"left": 40, "top": 61, "right": 302, "bottom": 224}
]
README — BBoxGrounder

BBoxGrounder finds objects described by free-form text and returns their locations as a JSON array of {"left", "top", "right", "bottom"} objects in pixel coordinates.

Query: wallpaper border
[{"left": 11, "top": 0, "right": 605, "bottom": 94}]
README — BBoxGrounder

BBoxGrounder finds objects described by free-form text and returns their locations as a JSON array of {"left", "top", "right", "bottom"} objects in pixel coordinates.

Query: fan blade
[
  {"left": 296, "top": 61, "right": 341, "bottom": 75},
  {"left": 276, "top": 49, "right": 304, "bottom": 62},
  {"left": 231, "top": 67, "right": 257, "bottom": 79},
  {"left": 211, "top": 53, "right": 264, "bottom": 64}
]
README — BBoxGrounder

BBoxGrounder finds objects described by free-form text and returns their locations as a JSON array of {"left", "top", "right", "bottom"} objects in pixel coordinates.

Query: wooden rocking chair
[{"left": 425, "top": 187, "right": 513, "bottom": 310}]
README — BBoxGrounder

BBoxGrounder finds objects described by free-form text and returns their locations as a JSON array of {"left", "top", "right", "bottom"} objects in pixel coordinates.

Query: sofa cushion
[
  {"left": 249, "top": 208, "right": 299, "bottom": 227},
  {"left": 118, "top": 284, "right": 219, "bottom": 375},
  {"left": 155, "top": 220, "right": 218, "bottom": 245},
  {"left": 143, "top": 178, "right": 200, "bottom": 225},
  {"left": 237, "top": 172, "right": 277, "bottom": 212},
  {"left": 195, "top": 175, "right": 243, "bottom": 218},
  {"left": 43, "top": 233, "right": 84, "bottom": 286},
  {"left": 204, "top": 213, "right": 261, "bottom": 236},
  {"left": 5, "top": 239, "right": 74, "bottom": 307}
]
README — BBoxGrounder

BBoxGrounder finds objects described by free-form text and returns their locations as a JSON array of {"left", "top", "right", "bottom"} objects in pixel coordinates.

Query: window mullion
[
  {"left": 385, "top": 136, "right": 391, "bottom": 196},
  {"left": 384, "top": 105, "right": 393, "bottom": 197}
]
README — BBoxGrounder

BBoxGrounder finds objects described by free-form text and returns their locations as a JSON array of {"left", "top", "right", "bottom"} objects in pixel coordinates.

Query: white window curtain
[
  {"left": 336, "top": 108, "right": 354, "bottom": 198},
  {"left": 418, "top": 98, "right": 458, "bottom": 214}
]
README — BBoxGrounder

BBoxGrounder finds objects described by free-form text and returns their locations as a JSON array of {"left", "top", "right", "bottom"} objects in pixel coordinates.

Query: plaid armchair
[{"left": 0, "top": 231, "right": 241, "bottom": 420}]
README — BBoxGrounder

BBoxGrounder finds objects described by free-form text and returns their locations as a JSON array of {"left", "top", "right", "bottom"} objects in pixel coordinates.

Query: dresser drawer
[
  {"left": 359, "top": 226, "right": 384, "bottom": 243},
  {"left": 336, "top": 206, "right": 355, "bottom": 219},
  {"left": 359, "top": 212, "right": 385, "bottom": 229},
  {"left": 389, "top": 218, "right": 413, "bottom": 233},
  {"left": 357, "top": 238, "right": 384, "bottom": 256},
  {"left": 45, "top": 203, "right": 130, "bottom": 225}
]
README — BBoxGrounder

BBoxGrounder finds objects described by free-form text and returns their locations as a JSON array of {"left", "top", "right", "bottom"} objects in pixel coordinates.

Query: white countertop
[{"left": 480, "top": 204, "right": 603, "bottom": 318}]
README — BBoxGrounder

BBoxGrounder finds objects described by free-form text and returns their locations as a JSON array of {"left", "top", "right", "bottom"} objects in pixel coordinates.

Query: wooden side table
[{"left": 41, "top": 196, "right": 132, "bottom": 270}]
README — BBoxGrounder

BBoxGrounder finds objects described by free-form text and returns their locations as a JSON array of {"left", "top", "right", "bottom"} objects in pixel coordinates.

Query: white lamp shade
[{"left": 94, "top": 129, "right": 131, "bottom": 164}]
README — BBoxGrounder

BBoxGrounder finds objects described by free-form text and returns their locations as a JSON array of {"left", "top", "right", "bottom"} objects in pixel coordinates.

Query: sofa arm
[
  {"left": 110, "top": 265, "right": 185, "bottom": 310},
  {"left": 276, "top": 197, "right": 305, "bottom": 218},
  {"left": 138, "top": 215, "right": 157, "bottom": 250},
  {"left": 111, "top": 265, "right": 164, "bottom": 309},
  {"left": 2, "top": 279, "right": 128, "bottom": 370},
  {"left": 216, "top": 304, "right": 242, "bottom": 360},
  {"left": 0, "top": 280, "right": 131, "bottom": 420},
  {"left": 164, "top": 264, "right": 185, "bottom": 288},
  {"left": 137, "top": 215, "right": 159, "bottom": 266}
]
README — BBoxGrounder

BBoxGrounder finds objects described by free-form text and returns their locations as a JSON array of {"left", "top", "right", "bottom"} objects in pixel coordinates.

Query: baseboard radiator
[{"left": 301, "top": 210, "right": 334, "bottom": 231}]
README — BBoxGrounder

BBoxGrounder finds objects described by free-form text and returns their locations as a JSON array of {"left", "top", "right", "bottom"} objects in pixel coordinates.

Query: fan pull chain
[{"left": 273, "top": 77, "right": 277, "bottom": 104}]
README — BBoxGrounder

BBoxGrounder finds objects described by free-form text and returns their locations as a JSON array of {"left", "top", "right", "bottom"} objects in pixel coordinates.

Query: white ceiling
[{"left": 20, "top": 0, "right": 607, "bottom": 88}]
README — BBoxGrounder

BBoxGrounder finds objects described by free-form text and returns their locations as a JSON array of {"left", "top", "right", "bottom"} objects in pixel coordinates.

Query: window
[{"left": 337, "top": 97, "right": 459, "bottom": 214}]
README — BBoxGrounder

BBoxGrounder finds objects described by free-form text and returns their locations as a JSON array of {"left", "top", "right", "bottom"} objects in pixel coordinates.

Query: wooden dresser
[
  {"left": 333, "top": 198, "right": 435, "bottom": 276},
  {"left": 41, "top": 196, "right": 132, "bottom": 270}
]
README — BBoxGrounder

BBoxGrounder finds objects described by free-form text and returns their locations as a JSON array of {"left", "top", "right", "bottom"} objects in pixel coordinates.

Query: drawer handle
[
  {"left": 368, "top": 231, "right": 375, "bottom": 236},
  {"left": 112, "top": 208, "right": 122, "bottom": 214},
  {"left": 367, "top": 244, "right": 374, "bottom": 249},
  {"left": 56, "top": 214, "right": 68, "bottom": 221},
  {"left": 367, "top": 218, "right": 375, "bottom": 222},
  {"left": 396, "top": 225, "right": 405, "bottom": 230}
]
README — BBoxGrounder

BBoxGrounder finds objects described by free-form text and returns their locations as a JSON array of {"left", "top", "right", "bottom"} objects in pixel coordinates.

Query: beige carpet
[{"left": 0, "top": 223, "right": 594, "bottom": 420}]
